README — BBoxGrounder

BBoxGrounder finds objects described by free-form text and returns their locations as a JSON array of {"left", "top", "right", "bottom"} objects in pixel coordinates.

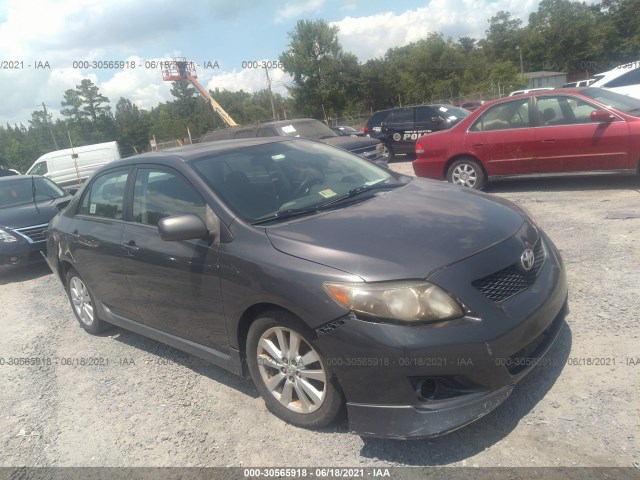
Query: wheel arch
[{"left": 236, "top": 303, "right": 303, "bottom": 373}]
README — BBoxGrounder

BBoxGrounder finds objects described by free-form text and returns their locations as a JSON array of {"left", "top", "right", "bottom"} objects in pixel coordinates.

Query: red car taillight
[
  {"left": 416, "top": 141, "right": 424, "bottom": 155},
  {"left": 363, "top": 126, "right": 370, "bottom": 135}
]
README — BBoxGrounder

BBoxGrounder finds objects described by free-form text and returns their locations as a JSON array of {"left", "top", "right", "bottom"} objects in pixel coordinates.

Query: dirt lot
[{"left": 1, "top": 164, "right": 639, "bottom": 468}]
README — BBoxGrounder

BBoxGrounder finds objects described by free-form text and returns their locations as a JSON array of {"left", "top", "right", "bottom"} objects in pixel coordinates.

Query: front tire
[
  {"left": 382, "top": 143, "right": 395, "bottom": 162},
  {"left": 247, "top": 312, "right": 343, "bottom": 428},
  {"left": 65, "top": 268, "right": 110, "bottom": 334},
  {"left": 446, "top": 157, "right": 486, "bottom": 190}
]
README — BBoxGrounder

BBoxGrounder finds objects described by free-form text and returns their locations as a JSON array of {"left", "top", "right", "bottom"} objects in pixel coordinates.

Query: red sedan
[{"left": 413, "top": 88, "right": 640, "bottom": 189}]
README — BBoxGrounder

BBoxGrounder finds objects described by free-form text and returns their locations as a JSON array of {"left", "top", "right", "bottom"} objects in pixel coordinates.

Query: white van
[
  {"left": 26, "top": 141, "right": 121, "bottom": 188},
  {"left": 589, "top": 61, "right": 640, "bottom": 99}
]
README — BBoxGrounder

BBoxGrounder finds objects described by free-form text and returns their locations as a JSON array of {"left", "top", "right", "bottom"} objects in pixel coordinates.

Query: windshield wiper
[
  {"left": 315, "top": 181, "right": 403, "bottom": 209},
  {"left": 252, "top": 181, "right": 403, "bottom": 225},
  {"left": 252, "top": 207, "right": 321, "bottom": 225}
]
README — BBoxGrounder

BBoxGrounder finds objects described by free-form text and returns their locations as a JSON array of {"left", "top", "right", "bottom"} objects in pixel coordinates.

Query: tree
[
  {"left": 115, "top": 98, "right": 149, "bottom": 155},
  {"left": 279, "top": 19, "right": 359, "bottom": 119}
]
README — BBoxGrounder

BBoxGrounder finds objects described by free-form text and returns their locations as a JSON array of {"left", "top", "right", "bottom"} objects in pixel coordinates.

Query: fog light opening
[
  {"left": 416, "top": 378, "right": 438, "bottom": 401},
  {"left": 9, "top": 256, "right": 20, "bottom": 265}
]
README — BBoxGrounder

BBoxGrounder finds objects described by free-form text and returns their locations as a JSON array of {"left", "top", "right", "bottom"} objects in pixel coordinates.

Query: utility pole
[
  {"left": 264, "top": 68, "right": 277, "bottom": 121},
  {"left": 42, "top": 102, "right": 59, "bottom": 149},
  {"left": 516, "top": 46, "right": 524, "bottom": 78}
]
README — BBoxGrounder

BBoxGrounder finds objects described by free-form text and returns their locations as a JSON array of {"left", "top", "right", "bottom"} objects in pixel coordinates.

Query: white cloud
[
  {"left": 331, "top": 0, "right": 541, "bottom": 61},
  {"left": 276, "top": 0, "right": 325, "bottom": 23},
  {"left": 206, "top": 65, "right": 292, "bottom": 96}
]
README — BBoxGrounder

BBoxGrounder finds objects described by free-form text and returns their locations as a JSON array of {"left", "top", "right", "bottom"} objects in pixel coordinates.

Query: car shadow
[
  {"left": 0, "top": 262, "right": 51, "bottom": 285},
  {"left": 486, "top": 175, "right": 640, "bottom": 193},
  {"left": 110, "top": 327, "right": 260, "bottom": 399},
  {"left": 358, "top": 320, "right": 572, "bottom": 465}
]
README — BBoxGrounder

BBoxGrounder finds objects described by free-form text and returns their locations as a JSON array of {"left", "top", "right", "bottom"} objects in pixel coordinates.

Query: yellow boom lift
[{"left": 162, "top": 57, "right": 238, "bottom": 127}]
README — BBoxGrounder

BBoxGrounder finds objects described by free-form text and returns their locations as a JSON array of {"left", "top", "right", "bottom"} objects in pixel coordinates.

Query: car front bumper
[
  {"left": 313, "top": 231, "right": 568, "bottom": 439},
  {"left": 0, "top": 241, "right": 46, "bottom": 269}
]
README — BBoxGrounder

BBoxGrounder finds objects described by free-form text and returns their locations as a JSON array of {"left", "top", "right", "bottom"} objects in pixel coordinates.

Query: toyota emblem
[{"left": 520, "top": 248, "right": 535, "bottom": 271}]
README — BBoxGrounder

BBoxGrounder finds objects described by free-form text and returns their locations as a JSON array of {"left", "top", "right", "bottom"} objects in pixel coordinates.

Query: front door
[
  {"left": 120, "top": 166, "right": 228, "bottom": 350},
  {"left": 533, "top": 95, "right": 630, "bottom": 172}
]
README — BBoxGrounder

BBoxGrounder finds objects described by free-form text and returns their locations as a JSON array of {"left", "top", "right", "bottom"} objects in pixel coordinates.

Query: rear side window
[
  {"left": 470, "top": 98, "right": 530, "bottom": 131},
  {"left": 388, "top": 108, "right": 413, "bottom": 123},
  {"left": 366, "top": 110, "right": 390, "bottom": 126},
  {"left": 78, "top": 170, "right": 129, "bottom": 219},
  {"left": 132, "top": 168, "right": 205, "bottom": 226}
]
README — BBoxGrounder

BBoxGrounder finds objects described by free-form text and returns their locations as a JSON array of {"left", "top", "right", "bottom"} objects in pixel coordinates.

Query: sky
[{"left": 0, "top": 0, "right": 548, "bottom": 125}]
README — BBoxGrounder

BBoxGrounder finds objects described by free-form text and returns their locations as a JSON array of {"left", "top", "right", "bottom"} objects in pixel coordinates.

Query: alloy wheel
[
  {"left": 69, "top": 277, "right": 94, "bottom": 326},
  {"left": 451, "top": 163, "right": 478, "bottom": 188},
  {"left": 256, "top": 326, "right": 327, "bottom": 414}
]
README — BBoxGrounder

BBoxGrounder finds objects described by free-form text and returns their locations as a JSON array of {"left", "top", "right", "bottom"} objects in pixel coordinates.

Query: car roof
[
  {"left": 0, "top": 174, "right": 45, "bottom": 182},
  {"left": 95, "top": 137, "right": 298, "bottom": 169}
]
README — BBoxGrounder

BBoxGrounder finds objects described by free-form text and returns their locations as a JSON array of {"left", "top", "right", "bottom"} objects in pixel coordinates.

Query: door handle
[
  {"left": 121, "top": 240, "right": 139, "bottom": 253},
  {"left": 542, "top": 138, "right": 556, "bottom": 143},
  {"left": 472, "top": 143, "right": 484, "bottom": 147}
]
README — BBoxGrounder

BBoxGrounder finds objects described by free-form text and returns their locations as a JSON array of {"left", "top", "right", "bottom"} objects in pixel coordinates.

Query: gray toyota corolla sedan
[{"left": 45, "top": 137, "right": 567, "bottom": 439}]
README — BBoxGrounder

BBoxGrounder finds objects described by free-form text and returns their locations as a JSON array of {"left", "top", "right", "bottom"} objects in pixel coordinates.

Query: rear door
[
  {"left": 465, "top": 97, "right": 537, "bottom": 176},
  {"left": 533, "top": 95, "right": 630, "bottom": 172},
  {"left": 380, "top": 107, "right": 415, "bottom": 154},
  {"left": 68, "top": 168, "right": 133, "bottom": 318},
  {"left": 120, "top": 166, "right": 227, "bottom": 350}
]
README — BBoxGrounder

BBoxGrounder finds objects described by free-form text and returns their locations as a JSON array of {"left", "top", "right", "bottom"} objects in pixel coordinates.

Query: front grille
[
  {"left": 473, "top": 239, "right": 545, "bottom": 303},
  {"left": 14, "top": 223, "right": 49, "bottom": 243}
]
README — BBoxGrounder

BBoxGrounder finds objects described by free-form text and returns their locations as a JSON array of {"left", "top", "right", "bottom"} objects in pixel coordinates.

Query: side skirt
[{"left": 98, "top": 303, "right": 244, "bottom": 376}]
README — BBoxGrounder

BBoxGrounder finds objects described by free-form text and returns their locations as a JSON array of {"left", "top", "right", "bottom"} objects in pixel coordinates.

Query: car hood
[
  {"left": 321, "top": 136, "right": 380, "bottom": 151},
  {"left": 265, "top": 179, "right": 525, "bottom": 281},
  {"left": 0, "top": 196, "right": 70, "bottom": 229}
]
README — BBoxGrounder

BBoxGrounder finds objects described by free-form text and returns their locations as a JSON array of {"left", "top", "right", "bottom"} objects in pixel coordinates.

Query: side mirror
[
  {"left": 590, "top": 110, "right": 616, "bottom": 123},
  {"left": 66, "top": 188, "right": 79, "bottom": 196},
  {"left": 158, "top": 214, "right": 209, "bottom": 242}
]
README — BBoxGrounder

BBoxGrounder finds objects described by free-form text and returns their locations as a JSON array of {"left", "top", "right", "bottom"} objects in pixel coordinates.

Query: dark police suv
[{"left": 364, "top": 104, "right": 470, "bottom": 160}]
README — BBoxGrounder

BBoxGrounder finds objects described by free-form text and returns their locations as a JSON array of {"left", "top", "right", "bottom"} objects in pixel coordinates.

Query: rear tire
[
  {"left": 247, "top": 311, "right": 343, "bottom": 428},
  {"left": 446, "top": 157, "right": 487, "bottom": 190},
  {"left": 65, "top": 268, "right": 110, "bottom": 334}
]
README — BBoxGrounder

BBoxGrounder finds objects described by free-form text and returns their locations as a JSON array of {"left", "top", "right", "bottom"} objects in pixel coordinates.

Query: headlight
[
  {"left": 0, "top": 228, "right": 19, "bottom": 243},
  {"left": 323, "top": 281, "right": 464, "bottom": 323}
]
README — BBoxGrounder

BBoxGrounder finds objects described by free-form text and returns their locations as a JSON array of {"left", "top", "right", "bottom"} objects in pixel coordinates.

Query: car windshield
[
  {"left": 276, "top": 120, "right": 338, "bottom": 140},
  {"left": 581, "top": 88, "right": 640, "bottom": 116},
  {"left": 192, "top": 140, "right": 403, "bottom": 223},
  {"left": 0, "top": 177, "right": 66, "bottom": 209}
]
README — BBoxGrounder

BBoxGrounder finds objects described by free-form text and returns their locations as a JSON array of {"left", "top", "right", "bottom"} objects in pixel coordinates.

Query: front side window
[
  {"left": 132, "top": 169, "right": 205, "bottom": 226},
  {"left": 535, "top": 96, "right": 603, "bottom": 126},
  {"left": 415, "top": 106, "right": 438, "bottom": 122},
  {"left": 29, "top": 161, "right": 48, "bottom": 175},
  {"left": 0, "top": 177, "right": 65, "bottom": 209},
  {"left": 78, "top": 170, "right": 129, "bottom": 219},
  {"left": 470, "top": 98, "right": 530, "bottom": 131}
]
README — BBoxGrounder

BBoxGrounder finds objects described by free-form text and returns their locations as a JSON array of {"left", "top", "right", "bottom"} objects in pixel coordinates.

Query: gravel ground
[{"left": 1, "top": 163, "right": 639, "bottom": 468}]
